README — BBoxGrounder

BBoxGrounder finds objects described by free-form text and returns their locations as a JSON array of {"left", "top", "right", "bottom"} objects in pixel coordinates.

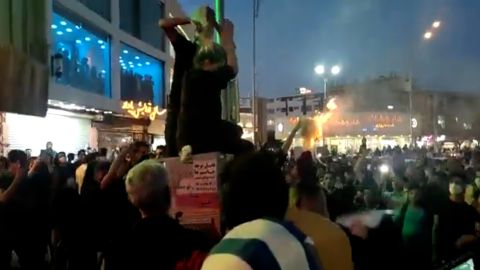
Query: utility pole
[{"left": 252, "top": 0, "right": 260, "bottom": 146}]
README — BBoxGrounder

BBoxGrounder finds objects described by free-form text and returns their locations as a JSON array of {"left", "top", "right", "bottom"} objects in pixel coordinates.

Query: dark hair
[
  {"left": 296, "top": 151, "right": 317, "bottom": 186},
  {"left": 67, "top": 153, "right": 75, "bottom": 161},
  {"left": 77, "top": 149, "right": 86, "bottom": 156},
  {"left": 221, "top": 152, "right": 289, "bottom": 230},
  {"left": 8, "top": 150, "right": 27, "bottom": 168},
  {"left": 99, "top": 147, "right": 108, "bottom": 157},
  {"left": 0, "top": 156, "right": 8, "bottom": 170}
]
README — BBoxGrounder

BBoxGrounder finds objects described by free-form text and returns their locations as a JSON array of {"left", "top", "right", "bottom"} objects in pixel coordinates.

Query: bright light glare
[
  {"left": 56, "top": 31, "right": 63, "bottom": 35},
  {"left": 387, "top": 105, "right": 394, "bottom": 110},
  {"left": 60, "top": 21, "right": 67, "bottom": 26},
  {"left": 123, "top": 50, "right": 129, "bottom": 54},
  {"left": 379, "top": 164, "right": 390, "bottom": 174},
  {"left": 326, "top": 98, "right": 338, "bottom": 111},
  {"left": 331, "top": 65, "right": 341, "bottom": 75},
  {"left": 314, "top": 65, "right": 325, "bottom": 75},
  {"left": 51, "top": 24, "right": 57, "bottom": 29},
  {"left": 65, "top": 28, "right": 73, "bottom": 33},
  {"left": 85, "top": 37, "right": 91, "bottom": 41},
  {"left": 433, "top": 21, "right": 441, "bottom": 28},
  {"left": 424, "top": 32, "right": 432, "bottom": 39}
]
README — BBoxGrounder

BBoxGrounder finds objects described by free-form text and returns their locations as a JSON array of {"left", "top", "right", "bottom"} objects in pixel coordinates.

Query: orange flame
[{"left": 300, "top": 98, "right": 338, "bottom": 150}]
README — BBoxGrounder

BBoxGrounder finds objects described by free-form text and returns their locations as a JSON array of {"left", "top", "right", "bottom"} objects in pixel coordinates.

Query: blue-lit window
[
  {"left": 119, "top": 44, "right": 164, "bottom": 106},
  {"left": 51, "top": 11, "right": 111, "bottom": 97}
]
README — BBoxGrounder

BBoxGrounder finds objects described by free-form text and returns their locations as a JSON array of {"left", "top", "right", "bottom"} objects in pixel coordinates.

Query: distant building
[{"left": 265, "top": 75, "right": 480, "bottom": 152}]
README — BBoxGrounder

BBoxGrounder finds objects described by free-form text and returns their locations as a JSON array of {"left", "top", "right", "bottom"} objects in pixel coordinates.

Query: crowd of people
[{"left": 0, "top": 139, "right": 479, "bottom": 270}]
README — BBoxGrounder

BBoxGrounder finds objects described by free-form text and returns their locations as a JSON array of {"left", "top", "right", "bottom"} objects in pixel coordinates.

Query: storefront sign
[{"left": 121, "top": 101, "right": 166, "bottom": 121}]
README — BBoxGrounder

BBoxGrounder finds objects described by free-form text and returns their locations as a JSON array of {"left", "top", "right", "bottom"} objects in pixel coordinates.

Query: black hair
[
  {"left": 77, "top": 149, "right": 86, "bottom": 156},
  {"left": 67, "top": 153, "right": 75, "bottom": 161},
  {"left": 220, "top": 152, "right": 289, "bottom": 230},
  {"left": 8, "top": 150, "right": 27, "bottom": 168},
  {"left": 0, "top": 156, "right": 8, "bottom": 170},
  {"left": 99, "top": 147, "right": 108, "bottom": 157}
]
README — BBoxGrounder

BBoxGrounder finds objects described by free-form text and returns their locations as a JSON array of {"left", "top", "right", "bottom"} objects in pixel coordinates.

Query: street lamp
[
  {"left": 315, "top": 64, "right": 341, "bottom": 147},
  {"left": 424, "top": 31, "right": 432, "bottom": 39},
  {"left": 432, "top": 21, "right": 441, "bottom": 28},
  {"left": 314, "top": 64, "right": 341, "bottom": 104}
]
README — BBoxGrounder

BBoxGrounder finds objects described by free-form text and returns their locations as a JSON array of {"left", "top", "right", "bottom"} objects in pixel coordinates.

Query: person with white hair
[{"left": 125, "top": 160, "right": 211, "bottom": 270}]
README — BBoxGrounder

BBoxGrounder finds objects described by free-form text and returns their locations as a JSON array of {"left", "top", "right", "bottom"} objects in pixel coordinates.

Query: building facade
[
  {"left": 266, "top": 76, "right": 480, "bottom": 153},
  {"left": 1, "top": 0, "right": 190, "bottom": 155}
]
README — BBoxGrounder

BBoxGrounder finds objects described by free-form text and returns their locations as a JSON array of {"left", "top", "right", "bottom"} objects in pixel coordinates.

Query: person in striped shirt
[{"left": 201, "top": 152, "right": 322, "bottom": 270}]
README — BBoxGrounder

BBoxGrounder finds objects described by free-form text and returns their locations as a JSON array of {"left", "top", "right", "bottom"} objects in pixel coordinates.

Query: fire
[
  {"left": 326, "top": 98, "right": 338, "bottom": 111},
  {"left": 301, "top": 98, "right": 338, "bottom": 150}
]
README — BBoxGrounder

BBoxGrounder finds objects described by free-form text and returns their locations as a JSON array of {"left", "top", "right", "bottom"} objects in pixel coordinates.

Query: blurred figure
[
  {"left": 287, "top": 182, "right": 353, "bottom": 270},
  {"left": 437, "top": 175, "right": 480, "bottom": 261},
  {"left": 202, "top": 152, "right": 321, "bottom": 269},
  {"left": 125, "top": 160, "right": 210, "bottom": 269},
  {"left": 155, "top": 145, "right": 166, "bottom": 159},
  {"left": 98, "top": 147, "right": 108, "bottom": 161},
  {"left": 1, "top": 150, "right": 49, "bottom": 270}
]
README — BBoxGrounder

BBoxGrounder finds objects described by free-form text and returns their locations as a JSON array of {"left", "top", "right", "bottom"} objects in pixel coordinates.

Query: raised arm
[
  {"left": 219, "top": 19, "right": 238, "bottom": 75},
  {"left": 158, "top": 17, "right": 191, "bottom": 43},
  {"left": 0, "top": 167, "right": 26, "bottom": 204},
  {"left": 282, "top": 119, "right": 303, "bottom": 153}
]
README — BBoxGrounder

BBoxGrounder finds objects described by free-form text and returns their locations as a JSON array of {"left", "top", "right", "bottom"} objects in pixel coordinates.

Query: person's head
[
  {"left": 125, "top": 160, "right": 170, "bottom": 217},
  {"left": 99, "top": 147, "right": 108, "bottom": 157},
  {"left": 393, "top": 178, "right": 405, "bottom": 192},
  {"left": 193, "top": 42, "right": 227, "bottom": 71},
  {"left": 67, "top": 153, "right": 75, "bottom": 163},
  {"left": 130, "top": 141, "right": 150, "bottom": 166},
  {"left": 77, "top": 150, "right": 86, "bottom": 162},
  {"left": 449, "top": 175, "right": 466, "bottom": 200},
  {"left": 221, "top": 152, "right": 289, "bottom": 230},
  {"left": 46, "top": 141, "right": 53, "bottom": 150},
  {"left": 28, "top": 157, "right": 38, "bottom": 171},
  {"left": 7, "top": 150, "right": 28, "bottom": 175},
  {"left": 406, "top": 181, "right": 422, "bottom": 204},
  {"left": 155, "top": 145, "right": 166, "bottom": 158},
  {"left": 266, "top": 130, "right": 275, "bottom": 142},
  {"left": 55, "top": 152, "right": 67, "bottom": 166},
  {"left": 0, "top": 156, "right": 8, "bottom": 170},
  {"left": 296, "top": 182, "right": 329, "bottom": 217},
  {"left": 95, "top": 161, "right": 111, "bottom": 182}
]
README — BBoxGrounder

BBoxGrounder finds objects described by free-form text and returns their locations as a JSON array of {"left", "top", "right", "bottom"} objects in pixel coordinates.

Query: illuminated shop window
[
  {"left": 119, "top": 44, "right": 164, "bottom": 106},
  {"left": 51, "top": 11, "right": 111, "bottom": 97}
]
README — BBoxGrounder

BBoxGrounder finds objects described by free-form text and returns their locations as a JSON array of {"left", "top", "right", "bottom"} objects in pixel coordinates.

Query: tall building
[{"left": 1, "top": 0, "right": 191, "bottom": 155}]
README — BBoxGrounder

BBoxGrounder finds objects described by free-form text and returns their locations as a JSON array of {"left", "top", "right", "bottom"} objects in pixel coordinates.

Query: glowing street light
[
  {"left": 424, "top": 31, "right": 432, "bottom": 39},
  {"left": 331, "top": 65, "right": 341, "bottom": 75},
  {"left": 314, "top": 65, "right": 325, "bottom": 75},
  {"left": 432, "top": 21, "right": 441, "bottom": 28}
]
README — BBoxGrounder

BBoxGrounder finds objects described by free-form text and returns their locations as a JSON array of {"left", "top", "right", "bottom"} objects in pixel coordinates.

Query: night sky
[{"left": 178, "top": 0, "right": 480, "bottom": 97}]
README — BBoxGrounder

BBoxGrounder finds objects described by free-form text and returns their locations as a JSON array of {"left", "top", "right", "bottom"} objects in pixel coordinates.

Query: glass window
[
  {"left": 51, "top": 10, "right": 111, "bottom": 97},
  {"left": 119, "top": 0, "right": 165, "bottom": 50},
  {"left": 76, "top": 0, "right": 111, "bottom": 20},
  {"left": 119, "top": 43, "right": 164, "bottom": 106}
]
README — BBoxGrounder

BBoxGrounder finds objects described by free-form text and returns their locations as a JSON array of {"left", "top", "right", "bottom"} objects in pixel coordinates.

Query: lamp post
[
  {"left": 314, "top": 64, "right": 341, "bottom": 109},
  {"left": 314, "top": 64, "right": 341, "bottom": 147}
]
